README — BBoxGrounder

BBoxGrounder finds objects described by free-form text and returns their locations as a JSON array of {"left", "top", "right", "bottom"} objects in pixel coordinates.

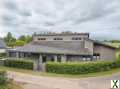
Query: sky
[{"left": 0, "top": 0, "right": 120, "bottom": 40}]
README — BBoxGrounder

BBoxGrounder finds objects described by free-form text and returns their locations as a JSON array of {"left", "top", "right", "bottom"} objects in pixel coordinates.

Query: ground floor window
[
  {"left": 66, "top": 55, "right": 92, "bottom": 62},
  {"left": 8, "top": 52, "right": 16, "bottom": 57},
  {"left": 93, "top": 53, "right": 100, "bottom": 60}
]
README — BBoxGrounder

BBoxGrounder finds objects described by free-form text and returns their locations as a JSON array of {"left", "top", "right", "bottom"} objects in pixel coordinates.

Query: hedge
[
  {"left": 46, "top": 61, "right": 120, "bottom": 74},
  {"left": 4, "top": 59, "right": 33, "bottom": 70},
  {"left": 0, "top": 71, "right": 7, "bottom": 84}
]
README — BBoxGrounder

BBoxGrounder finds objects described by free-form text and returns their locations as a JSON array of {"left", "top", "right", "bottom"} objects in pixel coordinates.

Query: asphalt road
[{"left": 7, "top": 71, "right": 120, "bottom": 89}]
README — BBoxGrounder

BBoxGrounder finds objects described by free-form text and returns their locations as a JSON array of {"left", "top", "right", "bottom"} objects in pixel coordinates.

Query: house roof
[
  {"left": 8, "top": 38, "right": 116, "bottom": 55},
  {"left": 8, "top": 41, "right": 92, "bottom": 55},
  {"left": 87, "top": 39, "right": 117, "bottom": 49},
  {"left": 0, "top": 38, "right": 6, "bottom": 49}
]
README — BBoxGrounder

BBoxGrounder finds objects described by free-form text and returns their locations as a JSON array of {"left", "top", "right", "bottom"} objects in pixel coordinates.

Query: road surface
[{"left": 7, "top": 71, "right": 120, "bottom": 89}]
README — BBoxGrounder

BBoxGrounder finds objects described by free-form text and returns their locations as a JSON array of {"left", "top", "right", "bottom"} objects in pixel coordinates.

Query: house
[
  {"left": 7, "top": 32, "right": 117, "bottom": 63},
  {"left": 0, "top": 38, "right": 6, "bottom": 56}
]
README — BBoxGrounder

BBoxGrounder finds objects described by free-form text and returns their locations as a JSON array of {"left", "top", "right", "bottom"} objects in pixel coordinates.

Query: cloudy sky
[{"left": 0, "top": 0, "right": 120, "bottom": 40}]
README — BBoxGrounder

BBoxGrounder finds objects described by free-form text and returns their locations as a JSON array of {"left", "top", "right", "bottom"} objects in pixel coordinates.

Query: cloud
[{"left": 0, "top": 0, "right": 120, "bottom": 40}]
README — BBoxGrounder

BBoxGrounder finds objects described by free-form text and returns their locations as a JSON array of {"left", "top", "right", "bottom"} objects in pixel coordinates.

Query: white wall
[{"left": 0, "top": 49, "right": 6, "bottom": 53}]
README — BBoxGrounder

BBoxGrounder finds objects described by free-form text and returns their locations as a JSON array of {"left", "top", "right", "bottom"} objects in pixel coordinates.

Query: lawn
[
  {"left": 0, "top": 82, "right": 23, "bottom": 89},
  {"left": 1, "top": 66, "right": 120, "bottom": 78}
]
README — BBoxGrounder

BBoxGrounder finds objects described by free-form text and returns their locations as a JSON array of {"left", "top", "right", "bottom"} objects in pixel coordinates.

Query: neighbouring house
[
  {"left": 0, "top": 38, "right": 6, "bottom": 56},
  {"left": 7, "top": 32, "right": 117, "bottom": 70}
]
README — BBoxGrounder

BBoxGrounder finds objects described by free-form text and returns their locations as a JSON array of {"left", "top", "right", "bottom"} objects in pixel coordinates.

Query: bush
[
  {"left": 0, "top": 71, "right": 7, "bottom": 85},
  {"left": 4, "top": 59, "right": 33, "bottom": 70},
  {"left": 0, "top": 53, "right": 6, "bottom": 58},
  {"left": 46, "top": 61, "right": 120, "bottom": 74}
]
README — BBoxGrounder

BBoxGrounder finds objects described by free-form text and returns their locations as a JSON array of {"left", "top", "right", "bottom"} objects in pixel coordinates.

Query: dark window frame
[
  {"left": 54, "top": 38, "right": 63, "bottom": 40},
  {"left": 38, "top": 38, "right": 46, "bottom": 40},
  {"left": 72, "top": 37, "right": 81, "bottom": 40}
]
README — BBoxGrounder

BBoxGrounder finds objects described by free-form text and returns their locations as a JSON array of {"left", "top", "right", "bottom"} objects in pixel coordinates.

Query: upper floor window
[
  {"left": 54, "top": 38, "right": 63, "bottom": 40},
  {"left": 72, "top": 37, "right": 81, "bottom": 40},
  {"left": 38, "top": 38, "right": 46, "bottom": 40}
]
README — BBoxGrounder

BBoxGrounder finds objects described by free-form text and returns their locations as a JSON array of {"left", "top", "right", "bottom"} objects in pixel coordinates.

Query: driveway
[{"left": 7, "top": 71, "right": 120, "bottom": 89}]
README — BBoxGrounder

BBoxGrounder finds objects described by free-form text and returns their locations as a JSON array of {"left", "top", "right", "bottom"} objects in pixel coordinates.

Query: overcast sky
[{"left": 0, "top": 0, "right": 120, "bottom": 40}]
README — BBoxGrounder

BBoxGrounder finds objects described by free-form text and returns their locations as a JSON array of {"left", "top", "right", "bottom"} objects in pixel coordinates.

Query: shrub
[
  {"left": 46, "top": 61, "right": 120, "bottom": 74},
  {"left": 0, "top": 71, "right": 7, "bottom": 85},
  {"left": 4, "top": 59, "right": 33, "bottom": 70},
  {"left": 0, "top": 53, "right": 6, "bottom": 58}
]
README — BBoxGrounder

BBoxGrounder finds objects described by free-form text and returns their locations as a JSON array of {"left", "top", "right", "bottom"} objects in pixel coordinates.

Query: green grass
[
  {"left": 0, "top": 82, "right": 23, "bottom": 89},
  {"left": 0, "top": 66, "right": 120, "bottom": 78}
]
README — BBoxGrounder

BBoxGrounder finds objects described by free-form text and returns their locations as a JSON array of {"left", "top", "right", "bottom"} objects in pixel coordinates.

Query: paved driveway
[{"left": 7, "top": 71, "right": 120, "bottom": 89}]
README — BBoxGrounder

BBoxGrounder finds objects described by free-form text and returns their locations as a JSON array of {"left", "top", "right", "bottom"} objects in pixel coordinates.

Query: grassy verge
[
  {"left": 0, "top": 82, "right": 23, "bottom": 89},
  {"left": 0, "top": 66, "right": 120, "bottom": 78}
]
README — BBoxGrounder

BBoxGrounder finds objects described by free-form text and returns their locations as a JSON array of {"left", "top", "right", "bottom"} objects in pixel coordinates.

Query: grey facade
[{"left": 7, "top": 33, "right": 117, "bottom": 64}]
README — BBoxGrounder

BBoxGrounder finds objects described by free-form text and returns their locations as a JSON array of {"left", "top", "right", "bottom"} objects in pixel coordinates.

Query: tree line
[{"left": 4, "top": 32, "right": 32, "bottom": 47}]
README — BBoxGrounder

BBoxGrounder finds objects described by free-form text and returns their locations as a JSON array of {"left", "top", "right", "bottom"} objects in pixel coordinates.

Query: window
[
  {"left": 42, "top": 55, "right": 47, "bottom": 63},
  {"left": 57, "top": 55, "right": 61, "bottom": 62},
  {"left": 54, "top": 38, "right": 63, "bottom": 40},
  {"left": 38, "top": 38, "right": 46, "bottom": 40},
  {"left": 72, "top": 37, "right": 81, "bottom": 40},
  {"left": 93, "top": 53, "right": 100, "bottom": 60}
]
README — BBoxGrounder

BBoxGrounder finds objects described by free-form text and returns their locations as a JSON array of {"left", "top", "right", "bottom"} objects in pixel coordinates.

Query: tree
[
  {"left": 15, "top": 40, "right": 25, "bottom": 46},
  {"left": 4, "top": 32, "right": 16, "bottom": 47},
  {"left": 18, "top": 35, "right": 26, "bottom": 42},
  {"left": 26, "top": 35, "right": 32, "bottom": 43},
  {"left": 18, "top": 35, "right": 32, "bottom": 43},
  {"left": 4, "top": 32, "right": 32, "bottom": 47}
]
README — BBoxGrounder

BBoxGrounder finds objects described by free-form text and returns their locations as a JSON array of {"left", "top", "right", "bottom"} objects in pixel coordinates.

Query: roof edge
[{"left": 86, "top": 39, "right": 117, "bottom": 49}]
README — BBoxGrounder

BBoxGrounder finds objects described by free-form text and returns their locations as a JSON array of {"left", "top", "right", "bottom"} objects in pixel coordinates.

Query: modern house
[
  {"left": 0, "top": 38, "right": 6, "bottom": 54},
  {"left": 7, "top": 32, "right": 117, "bottom": 64}
]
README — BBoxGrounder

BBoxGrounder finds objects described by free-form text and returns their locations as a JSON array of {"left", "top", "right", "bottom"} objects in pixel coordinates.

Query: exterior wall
[
  {"left": 67, "top": 55, "right": 82, "bottom": 61},
  {"left": 33, "top": 34, "right": 89, "bottom": 41},
  {"left": 94, "top": 45, "right": 116, "bottom": 61},
  {"left": 84, "top": 40, "right": 94, "bottom": 55},
  {"left": 0, "top": 49, "right": 6, "bottom": 53}
]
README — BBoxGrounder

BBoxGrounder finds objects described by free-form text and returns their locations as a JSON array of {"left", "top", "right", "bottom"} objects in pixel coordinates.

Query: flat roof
[{"left": 34, "top": 32, "right": 89, "bottom": 36}]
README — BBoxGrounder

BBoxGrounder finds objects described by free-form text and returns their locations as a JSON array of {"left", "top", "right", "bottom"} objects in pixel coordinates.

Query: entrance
[{"left": 42, "top": 55, "right": 47, "bottom": 63}]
